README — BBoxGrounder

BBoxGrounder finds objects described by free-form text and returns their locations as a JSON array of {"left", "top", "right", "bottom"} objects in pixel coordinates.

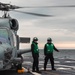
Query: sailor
[
  {"left": 31, "top": 37, "right": 40, "bottom": 72},
  {"left": 44, "top": 37, "right": 59, "bottom": 70}
]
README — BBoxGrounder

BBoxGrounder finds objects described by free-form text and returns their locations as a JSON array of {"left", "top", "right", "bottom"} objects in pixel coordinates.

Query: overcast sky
[{"left": 0, "top": 0, "right": 75, "bottom": 49}]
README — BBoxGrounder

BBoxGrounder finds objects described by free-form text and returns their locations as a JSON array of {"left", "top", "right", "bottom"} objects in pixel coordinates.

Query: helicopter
[
  {"left": 0, "top": 2, "right": 75, "bottom": 73},
  {"left": 0, "top": 2, "right": 54, "bottom": 73}
]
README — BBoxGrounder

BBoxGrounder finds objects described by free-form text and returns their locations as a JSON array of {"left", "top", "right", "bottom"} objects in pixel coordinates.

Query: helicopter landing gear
[
  {"left": 17, "top": 63, "right": 22, "bottom": 70},
  {"left": 17, "top": 66, "right": 25, "bottom": 73},
  {"left": 16, "top": 55, "right": 24, "bottom": 73},
  {"left": 17, "top": 63, "right": 25, "bottom": 73}
]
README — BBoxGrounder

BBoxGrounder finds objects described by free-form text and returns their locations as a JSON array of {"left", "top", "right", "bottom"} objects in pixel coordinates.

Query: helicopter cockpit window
[{"left": 0, "top": 29, "right": 10, "bottom": 44}]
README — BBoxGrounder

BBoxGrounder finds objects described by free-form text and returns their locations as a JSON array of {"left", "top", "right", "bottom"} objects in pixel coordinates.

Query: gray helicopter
[
  {"left": 0, "top": 2, "right": 53, "bottom": 72},
  {"left": 0, "top": 2, "right": 75, "bottom": 72},
  {"left": 0, "top": 2, "right": 31, "bottom": 71}
]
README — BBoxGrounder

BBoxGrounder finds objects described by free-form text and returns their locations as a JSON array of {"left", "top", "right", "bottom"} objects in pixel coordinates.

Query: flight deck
[{"left": 1, "top": 57, "right": 75, "bottom": 75}]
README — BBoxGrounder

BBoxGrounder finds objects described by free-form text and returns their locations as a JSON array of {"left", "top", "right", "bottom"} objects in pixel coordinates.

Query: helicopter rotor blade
[
  {"left": 1, "top": 1, "right": 75, "bottom": 17},
  {"left": 13, "top": 10, "right": 53, "bottom": 17},
  {"left": 21, "top": 5, "right": 75, "bottom": 8},
  {"left": 43, "top": 5, "right": 75, "bottom": 8}
]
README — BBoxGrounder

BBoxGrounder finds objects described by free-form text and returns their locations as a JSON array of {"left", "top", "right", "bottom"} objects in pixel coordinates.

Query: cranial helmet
[
  {"left": 47, "top": 37, "right": 52, "bottom": 41},
  {"left": 33, "top": 37, "right": 38, "bottom": 41}
]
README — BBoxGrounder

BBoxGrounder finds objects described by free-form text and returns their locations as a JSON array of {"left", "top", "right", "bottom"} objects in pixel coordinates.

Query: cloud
[{"left": 0, "top": 0, "right": 75, "bottom": 49}]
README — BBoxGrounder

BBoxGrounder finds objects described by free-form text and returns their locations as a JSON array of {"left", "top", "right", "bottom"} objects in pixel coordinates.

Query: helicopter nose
[
  {"left": 0, "top": 43, "right": 12, "bottom": 59},
  {"left": 0, "top": 43, "right": 12, "bottom": 65},
  {"left": 0, "top": 46, "right": 12, "bottom": 69},
  {"left": 4, "top": 48, "right": 12, "bottom": 62}
]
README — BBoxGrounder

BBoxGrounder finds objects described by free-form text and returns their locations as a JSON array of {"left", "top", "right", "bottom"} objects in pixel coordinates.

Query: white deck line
[{"left": 30, "top": 71, "right": 41, "bottom": 75}]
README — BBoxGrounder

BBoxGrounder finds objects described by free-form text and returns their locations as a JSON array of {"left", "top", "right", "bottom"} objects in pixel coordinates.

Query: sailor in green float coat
[
  {"left": 31, "top": 37, "right": 40, "bottom": 72},
  {"left": 44, "top": 37, "right": 59, "bottom": 71}
]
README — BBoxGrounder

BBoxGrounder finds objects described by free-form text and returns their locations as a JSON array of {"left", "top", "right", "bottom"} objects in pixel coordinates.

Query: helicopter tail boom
[{"left": 17, "top": 49, "right": 31, "bottom": 55}]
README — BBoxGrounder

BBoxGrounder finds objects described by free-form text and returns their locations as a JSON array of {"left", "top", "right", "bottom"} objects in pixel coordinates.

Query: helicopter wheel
[
  {"left": 16, "top": 63, "right": 22, "bottom": 70},
  {"left": 16, "top": 55, "right": 23, "bottom": 70},
  {"left": 16, "top": 56, "right": 24, "bottom": 73}
]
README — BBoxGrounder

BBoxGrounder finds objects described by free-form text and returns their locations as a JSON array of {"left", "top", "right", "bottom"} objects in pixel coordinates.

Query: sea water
[
  {"left": 40, "top": 49, "right": 75, "bottom": 59},
  {"left": 23, "top": 49, "right": 75, "bottom": 60}
]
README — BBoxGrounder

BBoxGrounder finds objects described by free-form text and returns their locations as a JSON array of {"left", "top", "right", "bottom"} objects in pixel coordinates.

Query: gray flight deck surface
[{"left": 1, "top": 56, "right": 75, "bottom": 75}]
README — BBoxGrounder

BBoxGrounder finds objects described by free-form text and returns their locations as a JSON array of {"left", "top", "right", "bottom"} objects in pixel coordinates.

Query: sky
[{"left": 0, "top": 0, "right": 75, "bottom": 49}]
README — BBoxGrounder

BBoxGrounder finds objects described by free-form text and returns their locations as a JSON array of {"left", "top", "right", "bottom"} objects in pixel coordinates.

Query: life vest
[
  {"left": 32, "top": 42, "right": 39, "bottom": 54},
  {"left": 46, "top": 43, "right": 54, "bottom": 53}
]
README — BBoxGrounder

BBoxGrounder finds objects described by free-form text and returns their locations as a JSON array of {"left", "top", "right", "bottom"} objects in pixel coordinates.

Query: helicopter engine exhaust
[{"left": 10, "top": 19, "right": 19, "bottom": 31}]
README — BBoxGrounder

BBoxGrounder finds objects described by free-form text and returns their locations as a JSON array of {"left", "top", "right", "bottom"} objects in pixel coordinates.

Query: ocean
[{"left": 23, "top": 49, "right": 75, "bottom": 60}]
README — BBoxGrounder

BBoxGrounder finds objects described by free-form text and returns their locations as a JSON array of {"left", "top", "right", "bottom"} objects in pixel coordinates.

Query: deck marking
[
  {"left": 30, "top": 71, "right": 41, "bottom": 75},
  {"left": 56, "top": 64, "right": 75, "bottom": 69}
]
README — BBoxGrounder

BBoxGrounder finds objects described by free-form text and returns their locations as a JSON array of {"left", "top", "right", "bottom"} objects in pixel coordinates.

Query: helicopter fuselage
[{"left": 0, "top": 18, "right": 22, "bottom": 70}]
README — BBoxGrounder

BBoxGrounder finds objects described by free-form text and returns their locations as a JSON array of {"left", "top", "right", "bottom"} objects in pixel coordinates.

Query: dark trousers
[
  {"left": 32, "top": 55, "right": 39, "bottom": 71},
  {"left": 44, "top": 53, "right": 54, "bottom": 70}
]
